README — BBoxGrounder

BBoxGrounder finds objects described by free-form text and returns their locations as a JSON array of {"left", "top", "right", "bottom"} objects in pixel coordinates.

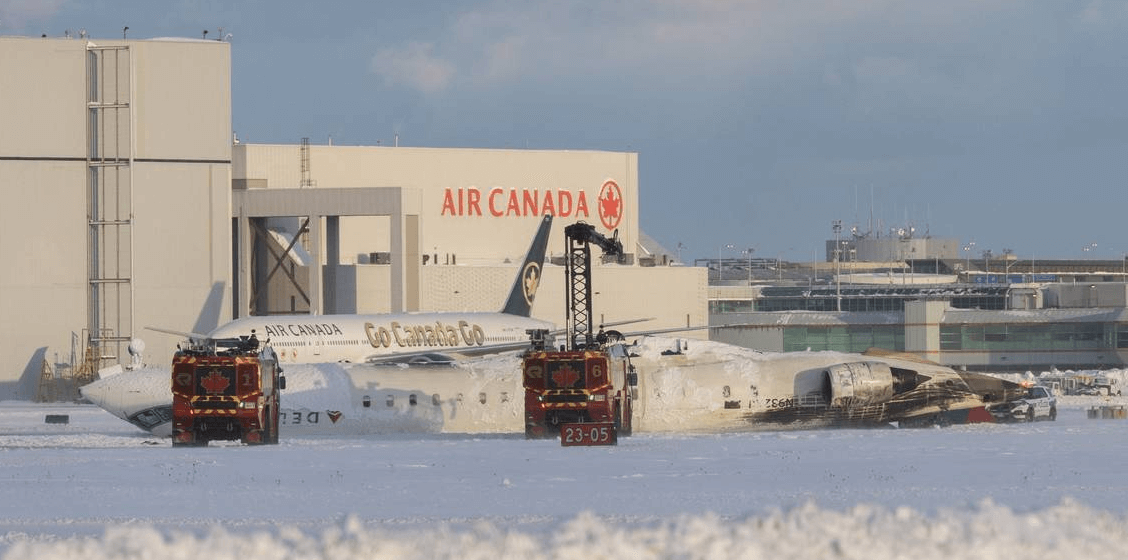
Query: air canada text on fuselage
[{"left": 259, "top": 321, "right": 486, "bottom": 349}]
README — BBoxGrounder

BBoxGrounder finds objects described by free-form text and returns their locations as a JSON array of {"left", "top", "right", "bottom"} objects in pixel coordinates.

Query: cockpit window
[{"left": 128, "top": 405, "right": 173, "bottom": 430}]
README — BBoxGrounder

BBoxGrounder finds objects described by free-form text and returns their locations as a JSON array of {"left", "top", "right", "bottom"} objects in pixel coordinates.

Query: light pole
[
  {"left": 743, "top": 247, "right": 755, "bottom": 284},
  {"left": 833, "top": 221, "right": 842, "bottom": 311},
  {"left": 841, "top": 241, "right": 850, "bottom": 285},
  {"left": 718, "top": 243, "right": 734, "bottom": 281},
  {"left": 962, "top": 241, "right": 976, "bottom": 280}
]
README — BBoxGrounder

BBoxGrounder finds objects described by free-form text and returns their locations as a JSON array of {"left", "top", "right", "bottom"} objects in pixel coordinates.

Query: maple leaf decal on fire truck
[
  {"left": 551, "top": 365, "right": 581, "bottom": 388},
  {"left": 199, "top": 369, "right": 231, "bottom": 394},
  {"left": 598, "top": 180, "right": 623, "bottom": 230}
]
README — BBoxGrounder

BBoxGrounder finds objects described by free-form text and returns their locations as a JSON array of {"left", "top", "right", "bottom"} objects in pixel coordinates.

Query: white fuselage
[
  {"left": 209, "top": 312, "right": 554, "bottom": 364},
  {"left": 82, "top": 336, "right": 1016, "bottom": 437}
]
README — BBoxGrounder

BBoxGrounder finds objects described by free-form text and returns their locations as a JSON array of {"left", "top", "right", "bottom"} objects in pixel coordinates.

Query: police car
[{"left": 988, "top": 385, "right": 1057, "bottom": 422}]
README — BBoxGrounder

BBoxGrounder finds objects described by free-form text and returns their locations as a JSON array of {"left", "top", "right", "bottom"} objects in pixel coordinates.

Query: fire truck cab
[
  {"left": 522, "top": 337, "right": 636, "bottom": 440},
  {"left": 171, "top": 334, "right": 284, "bottom": 446}
]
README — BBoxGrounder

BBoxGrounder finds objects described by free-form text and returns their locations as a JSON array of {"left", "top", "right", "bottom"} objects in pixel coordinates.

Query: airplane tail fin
[{"left": 500, "top": 214, "right": 553, "bottom": 316}]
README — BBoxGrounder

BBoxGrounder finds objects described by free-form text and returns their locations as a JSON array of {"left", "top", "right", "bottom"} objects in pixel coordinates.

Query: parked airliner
[{"left": 152, "top": 214, "right": 556, "bottom": 365}]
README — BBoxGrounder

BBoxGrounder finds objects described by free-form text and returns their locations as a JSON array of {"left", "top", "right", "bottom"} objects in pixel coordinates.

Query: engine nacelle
[{"left": 823, "top": 362, "right": 895, "bottom": 407}]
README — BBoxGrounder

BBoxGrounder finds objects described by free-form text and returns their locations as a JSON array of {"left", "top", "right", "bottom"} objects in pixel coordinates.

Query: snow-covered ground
[{"left": 3, "top": 389, "right": 1128, "bottom": 559}]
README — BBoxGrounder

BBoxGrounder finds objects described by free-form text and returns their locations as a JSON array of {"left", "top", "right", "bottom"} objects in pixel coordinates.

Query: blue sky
[{"left": 5, "top": 0, "right": 1128, "bottom": 262}]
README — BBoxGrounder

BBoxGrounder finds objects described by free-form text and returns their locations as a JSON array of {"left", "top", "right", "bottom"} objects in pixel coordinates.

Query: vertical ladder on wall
[{"left": 86, "top": 44, "right": 134, "bottom": 372}]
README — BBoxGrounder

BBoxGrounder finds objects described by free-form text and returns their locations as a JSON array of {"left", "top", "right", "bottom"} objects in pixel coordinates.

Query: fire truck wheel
[
  {"left": 266, "top": 406, "right": 279, "bottom": 444},
  {"left": 621, "top": 399, "right": 633, "bottom": 437}
]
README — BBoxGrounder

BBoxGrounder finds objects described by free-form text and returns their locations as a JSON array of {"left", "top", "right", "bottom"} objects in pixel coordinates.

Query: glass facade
[
  {"left": 711, "top": 282, "right": 1128, "bottom": 368},
  {"left": 940, "top": 322, "right": 1116, "bottom": 352},
  {"left": 711, "top": 285, "right": 1010, "bottom": 315},
  {"left": 782, "top": 325, "right": 904, "bottom": 353}
]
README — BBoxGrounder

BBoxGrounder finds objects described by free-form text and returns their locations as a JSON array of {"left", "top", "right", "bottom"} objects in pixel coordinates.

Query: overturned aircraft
[{"left": 81, "top": 337, "right": 1025, "bottom": 437}]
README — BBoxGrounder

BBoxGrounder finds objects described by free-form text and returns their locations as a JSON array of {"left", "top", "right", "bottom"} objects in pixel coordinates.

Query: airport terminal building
[
  {"left": 709, "top": 252, "right": 1128, "bottom": 373},
  {"left": 0, "top": 35, "right": 704, "bottom": 401}
]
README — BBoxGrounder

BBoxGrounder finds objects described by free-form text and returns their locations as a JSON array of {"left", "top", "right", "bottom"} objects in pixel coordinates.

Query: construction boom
[{"left": 563, "top": 222, "right": 622, "bottom": 350}]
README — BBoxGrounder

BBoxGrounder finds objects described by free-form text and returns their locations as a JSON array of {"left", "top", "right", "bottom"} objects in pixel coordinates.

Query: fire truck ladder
[{"left": 563, "top": 223, "right": 622, "bottom": 350}]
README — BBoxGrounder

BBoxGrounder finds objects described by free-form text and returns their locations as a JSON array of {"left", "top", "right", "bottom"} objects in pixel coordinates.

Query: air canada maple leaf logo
[
  {"left": 199, "top": 370, "right": 231, "bottom": 394},
  {"left": 598, "top": 180, "right": 623, "bottom": 230},
  {"left": 522, "top": 262, "right": 541, "bottom": 305},
  {"left": 552, "top": 365, "right": 581, "bottom": 388}
]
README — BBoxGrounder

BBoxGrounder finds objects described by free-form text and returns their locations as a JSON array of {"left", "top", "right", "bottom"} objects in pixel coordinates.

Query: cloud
[
  {"left": 0, "top": 0, "right": 66, "bottom": 30},
  {"left": 364, "top": 0, "right": 1128, "bottom": 158},
  {"left": 1077, "top": 0, "right": 1128, "bottom": 27},
  {"left": 367, "top": 0, "right": 1019, "bottom": 94},
  {"left": 369, "top": 41, "right": 456, "bottom": 94}
]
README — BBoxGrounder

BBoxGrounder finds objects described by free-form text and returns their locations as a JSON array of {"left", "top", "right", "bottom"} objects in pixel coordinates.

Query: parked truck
[{"left": 171, "top": 333, "right": 284, "bottom": 446}]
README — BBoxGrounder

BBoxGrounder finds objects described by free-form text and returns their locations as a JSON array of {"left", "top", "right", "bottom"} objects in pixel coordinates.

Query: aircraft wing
[
  {"left": 144, "top": 326, "right": 211, "bottom": 343},
  {"left": 615, "top": 325, "right": 712, "bottom": 339}
]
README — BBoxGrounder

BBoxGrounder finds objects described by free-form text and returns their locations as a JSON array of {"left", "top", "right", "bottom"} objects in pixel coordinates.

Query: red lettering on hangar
[{"left": 440, "top": 187, "right": 595, "bottom": 218}]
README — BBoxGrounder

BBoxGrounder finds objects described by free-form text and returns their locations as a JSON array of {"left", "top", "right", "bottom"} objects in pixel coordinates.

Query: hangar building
[
  {"left": 1, "top": 36, "right": 232, "bottom": 400},
  {"left": 0, "top": 35, "right": 705, "bottom": 400}
]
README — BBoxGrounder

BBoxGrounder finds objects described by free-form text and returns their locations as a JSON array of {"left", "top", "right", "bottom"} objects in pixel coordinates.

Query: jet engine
[{"left": 822, "top": 362, "right": 896, "bottom": 407}]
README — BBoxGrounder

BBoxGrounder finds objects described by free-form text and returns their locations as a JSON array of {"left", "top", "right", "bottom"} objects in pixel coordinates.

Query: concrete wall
[
  {"left": 234, "top": 144, "right": 639, "bottom": 266},
  {"left": 0, "top": 37, "right": 231, "bottom": 400},
  {"left": 904, "top": 300, "right": 948, "bottom": 362},
  {"left": 233, "top": 142, "right": 705, "bottom": 340},
  {"left": 1045, "top": 283, "right": 1128, "bottom": 308}
]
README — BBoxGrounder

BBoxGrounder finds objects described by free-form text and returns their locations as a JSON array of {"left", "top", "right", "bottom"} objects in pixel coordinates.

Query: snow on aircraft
[{"left": 82, "top": 335, "right": 1027, "bottom": 437}]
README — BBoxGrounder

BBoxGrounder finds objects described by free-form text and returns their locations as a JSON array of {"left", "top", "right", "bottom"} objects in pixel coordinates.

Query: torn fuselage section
[{"left": 746, "top": 360, "right": 1021, "bottom": 428}]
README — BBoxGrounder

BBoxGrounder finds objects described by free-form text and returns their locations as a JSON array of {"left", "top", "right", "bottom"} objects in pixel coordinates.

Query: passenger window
[
  {"left": 479, "top": 392, "right": 487, "bottom": 404},
  {"left": 363, "top": 396, "right": 371, "bottom": 408},
  {"left": 386, "top": 395, "right": 394, "bottom": 407},
  {"left": 409, "top": 394, "right": 417, "bottom": 406},
  {"left": 432, "top": 394, "right": 441, "bottom": 406}
]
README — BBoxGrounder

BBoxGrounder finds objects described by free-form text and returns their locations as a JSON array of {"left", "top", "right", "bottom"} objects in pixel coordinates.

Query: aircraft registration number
[{"left": 560, "top": 422, "right": 617, "bottom": 447}]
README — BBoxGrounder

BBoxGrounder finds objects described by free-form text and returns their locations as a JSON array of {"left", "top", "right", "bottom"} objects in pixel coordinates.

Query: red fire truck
[
  {"left": 171, "top": 333, "right": 284, "bottom": 446},
  {"left": 522, "top": 222, "right": 636, "bottom": 444},
  {"left": 522, "top": 336, "right": 635, "bottom": 443}
]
